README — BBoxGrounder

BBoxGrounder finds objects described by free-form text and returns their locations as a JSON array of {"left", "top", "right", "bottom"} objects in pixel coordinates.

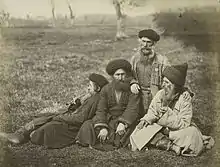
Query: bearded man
[
  {"left": 0, "top": 73, "right": 108, "bottom": 149},
  {"left": 130, "top": 29, "right": 192, "bottom": 117},
  {"left": 76, "top": 59, "right": 140, "bottom": 151},
  {"left": 130, "top": 29, "right": 169, "bottom": 116},
  {"left": 130, "top": 63, "right": 214, "bottom": 156}
]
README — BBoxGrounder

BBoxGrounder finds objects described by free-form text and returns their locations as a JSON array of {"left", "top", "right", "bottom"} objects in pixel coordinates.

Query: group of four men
[{"left": 0, "top": 29, "right": 214, "bottom": 156}]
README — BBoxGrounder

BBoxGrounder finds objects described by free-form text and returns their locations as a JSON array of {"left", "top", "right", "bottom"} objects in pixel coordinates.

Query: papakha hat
[
  {"left": 89, "top": 73, "right": 109, "bottom": 89},
  {"left": 138, "top": 29, "right": 160, "bottom": 42},
  {"left": 162, "top": 63, "right": 188, "bottom": 86},
  {"left": 106, "top": 59, "right": 132, "bottom": 76}
]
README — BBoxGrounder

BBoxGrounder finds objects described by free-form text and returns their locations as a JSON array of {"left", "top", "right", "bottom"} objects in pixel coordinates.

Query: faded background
[{"left": 0, "top": 0, "right": 219, "bottom": 167}]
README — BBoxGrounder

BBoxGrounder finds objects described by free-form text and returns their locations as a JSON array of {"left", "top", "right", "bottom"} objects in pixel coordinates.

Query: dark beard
[{"left": 113, "top": 79, "right": 130, "bottom": 92}]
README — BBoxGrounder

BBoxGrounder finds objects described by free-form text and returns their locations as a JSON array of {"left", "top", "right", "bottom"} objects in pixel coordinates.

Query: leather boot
[
  {"left": 170, "top": 143, "right": 181, "bottom": 156},
  {"left": 155, "top": 137, "right": 181, "bottom": 155},
  {"left": 0, "top": 120, "right": 36, "bottom": 144},
  {"left": 155, "top": 136, "right": 172, "bottom": 151}
]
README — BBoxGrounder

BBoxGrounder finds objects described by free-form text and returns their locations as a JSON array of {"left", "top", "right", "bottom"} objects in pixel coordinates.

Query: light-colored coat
[{"left": 130, "top": 89, "right": 214, "bottom": 156}]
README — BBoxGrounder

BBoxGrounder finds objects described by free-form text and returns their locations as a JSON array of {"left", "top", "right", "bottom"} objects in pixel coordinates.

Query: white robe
[{"left": 130, "top": 90, "right": 214, "bottom": 156}]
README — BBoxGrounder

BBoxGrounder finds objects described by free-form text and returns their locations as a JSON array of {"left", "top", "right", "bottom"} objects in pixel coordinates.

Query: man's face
[
  {"left": 113, "top": 69, "right": 127, "bottom": 82},
  {"left": 139, "top": 37, "right": 155, "bottom": 56},
  {"left": 162, "top": 77, "right": 175, "bottom": 100},
  {"left": 87, "top": 81, "right": 97, "bottom": 94}
]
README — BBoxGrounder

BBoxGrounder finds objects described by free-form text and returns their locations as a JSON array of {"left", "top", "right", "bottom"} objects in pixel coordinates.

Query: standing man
[
  {"left": 76, "top": 59, "right": 140, "bottom": 151},
  {"left": 130, "top": 29, "right": 169, "bottom": 116}
]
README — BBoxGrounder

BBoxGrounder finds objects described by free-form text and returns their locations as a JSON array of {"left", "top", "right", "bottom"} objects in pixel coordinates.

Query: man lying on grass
[
  {"left": 76, "top": 59, "right": 141, "bottom": 151},
  {"left": 130, "top": 63, "right": 215, "bottom": 156},
  {"left": 0, "top": 73, "right": 108, "bottom": 149}
]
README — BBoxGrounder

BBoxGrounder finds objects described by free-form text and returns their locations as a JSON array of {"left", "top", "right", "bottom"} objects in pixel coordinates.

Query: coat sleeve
[
  {"left": 158, "top": 96, "right": 193, "bottom": 130},
  {"left": 130, "top": 54, "right": 139, "bottom": 85},
  {"left": 83, "top": 94, "right": 100, "bottom": 121},
  {"left": 141, "top": 90, "right": 163, "bottom": 124},
  {"left": 93, "top": 87, "right": 109, "bottom": 129},
  {"left": 118, "top": 93, "right": 140, "bottom": 127}
]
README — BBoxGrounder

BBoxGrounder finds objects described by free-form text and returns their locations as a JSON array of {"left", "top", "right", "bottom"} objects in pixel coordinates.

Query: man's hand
[
  {"left": 161, "top": 90, "right": 170, "bottom": 107},
  {"left": 137, "top": 120, "right": 148, "bottom": 130},
  {"left": 130, "top": 83, "right": 140, "bottom": 94},
  {"left": 98, "top": 128, "right": 108, "bottom": 142},
  {"left": 116, "top": 123, "right": 126, "bottom": 136},
  {"left": 182, "top": 91, "right": 192, "bottom": 102}
]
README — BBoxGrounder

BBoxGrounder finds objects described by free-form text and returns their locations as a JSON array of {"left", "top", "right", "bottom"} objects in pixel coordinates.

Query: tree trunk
[
  {"left": 113, "top": 0, "right": 128, "bottom": 40},
  {"left": 50, "top": 0, "right": 56, "bottom": 27},
  {"left": 66, "top": 0, "right": 75, "bottom": 26},
  {"left": 0, "top": 28, "right": 2, "bottom": 39}
]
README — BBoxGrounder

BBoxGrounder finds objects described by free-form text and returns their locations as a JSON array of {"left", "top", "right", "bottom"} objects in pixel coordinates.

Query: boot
[
  {"left": 0, "top": 131, "right": 25, "bottom": 144},
  {"left": 170, "top": 143, "right": 181, "bottom": 156},
  {"left": 155, "top": 137, "right": 181, "bottom": 155},
  {"left": 155, "top": 136, "right": 172, "bottom": 151},
  {"left": 0, "top": 120, "right": 36, "bottom": 144}
]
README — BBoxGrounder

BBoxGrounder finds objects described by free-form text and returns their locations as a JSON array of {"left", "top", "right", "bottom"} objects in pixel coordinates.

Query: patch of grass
[{"left": 0, "top": 6, "right": 219, "bottom": 167}]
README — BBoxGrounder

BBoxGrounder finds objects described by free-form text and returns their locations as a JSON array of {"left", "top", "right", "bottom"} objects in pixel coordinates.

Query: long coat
[
  {"left": 130, "top": 89, "right": 214, "bottom": 156},
  {"left": 130, "top": 51, "right": 169, "bottom": 116},
  {"left": 30, "top": 93, "right": 101, "bottom": 149},
  {"left": 130, "top": 51, "right": 169, "bottom": 97},
  {"left": 76, "top": 82, "right": 140, "bottom": 151}
]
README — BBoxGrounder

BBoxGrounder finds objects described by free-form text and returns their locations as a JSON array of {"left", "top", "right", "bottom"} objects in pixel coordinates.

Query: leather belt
[{"left": 141, "top": 87, "right": 151, "bottom": 92}]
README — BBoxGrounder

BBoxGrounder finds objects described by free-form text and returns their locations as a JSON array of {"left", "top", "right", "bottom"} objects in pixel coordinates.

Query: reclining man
[{"left": 0, "top": 73, "right": 108, "bottom": 149}]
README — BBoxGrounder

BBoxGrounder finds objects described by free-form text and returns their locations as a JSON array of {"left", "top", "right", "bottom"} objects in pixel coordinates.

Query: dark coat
[
  {"left": 93, "top": 82, "right": 140, "bottom": 128},
  {"left": 76, "top": 82, "right": 140, "bottom": 150},
  {"left": 30, "top": 93, "right": 101, "bottom": 149}
]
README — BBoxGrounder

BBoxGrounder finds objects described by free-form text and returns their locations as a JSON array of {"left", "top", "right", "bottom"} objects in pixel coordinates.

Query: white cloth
[{"left": 130, "top": 123, "right": 162, "bottom": 151}]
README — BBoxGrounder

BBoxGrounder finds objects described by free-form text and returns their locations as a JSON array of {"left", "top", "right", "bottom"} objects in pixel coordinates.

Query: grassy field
[{"left": 0, "top": 7, "right": 219, "bottom": 167}]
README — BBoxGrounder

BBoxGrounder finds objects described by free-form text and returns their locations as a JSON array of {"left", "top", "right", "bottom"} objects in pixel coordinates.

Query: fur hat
[
  {"left": 138, "top": 29, "right": 160, "bottom": 42},
  {"left": 106, "top": 59, "right": 132, "bottom": 76},
  {"left": 89, "top": 73, "right": 108, "bottom": 89},
  {"left": 162, "top": 63, "right": 188, "bottom": 86}
]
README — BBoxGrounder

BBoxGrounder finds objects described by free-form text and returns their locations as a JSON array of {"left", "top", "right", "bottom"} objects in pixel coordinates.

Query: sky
[
  {"left": 0, "top": 0, "right": 218, "bottom": 18},
  {"left": 0, "top": 0, "right": 116, "bottom": 18}
]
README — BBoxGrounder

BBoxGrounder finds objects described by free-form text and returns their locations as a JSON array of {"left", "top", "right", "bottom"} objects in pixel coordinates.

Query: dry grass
[{"left": 0, "top": 7, "right": 219, "bottom": 167}]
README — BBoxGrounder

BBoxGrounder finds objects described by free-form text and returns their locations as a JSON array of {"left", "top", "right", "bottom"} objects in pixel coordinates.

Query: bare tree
[
  {"left": 66, "top": 0, "right": 75, "bottom": 26},
  {"left": 50, "top": 0, "right": 75, "bottom": 27},
  {"left": 50, "top": 0, "right": 56, "bottom": 27},
  {"left": 113, "top": 0, "right": 128, "bottom": 40},
  {"left": 0, "top": 28, "right": 2, "bottom": 40},
  {"left": 113, "top": 0, "right": 146, "bottom": 40}
]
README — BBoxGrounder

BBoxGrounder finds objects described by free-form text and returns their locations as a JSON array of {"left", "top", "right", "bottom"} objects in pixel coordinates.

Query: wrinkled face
[
  {"left": 139, "top": 37, "right": 155, "bottom": 56},
  {"left": 113, "top": 69, "right": 127, "bottom": 82},
  {"left": 88, "top": 81, "right": 98, "bottom": 94},
  {"left": 162, "top": 77, "right": 175, "bottom": 100}
]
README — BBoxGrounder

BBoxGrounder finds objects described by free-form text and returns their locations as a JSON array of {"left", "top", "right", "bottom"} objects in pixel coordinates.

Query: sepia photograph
[{"left": 0, "top": 0, "right": 219, "bottom": 166}]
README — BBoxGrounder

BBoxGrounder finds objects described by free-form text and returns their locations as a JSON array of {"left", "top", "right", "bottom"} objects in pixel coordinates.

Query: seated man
[
  {"left": 130, "top": 63, "right": 214, "bottom": 156},
  {"left": 0, "top": 73, "right": 108, "bottom": 149},
  {"left": 76, "top": 59, "right": 141, "bottom": 151}
]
